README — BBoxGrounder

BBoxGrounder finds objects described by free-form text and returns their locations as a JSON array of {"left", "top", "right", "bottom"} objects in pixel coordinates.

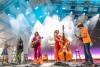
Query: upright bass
[{"left": 58, "top": 25, "right": 73, "bottom": 61}]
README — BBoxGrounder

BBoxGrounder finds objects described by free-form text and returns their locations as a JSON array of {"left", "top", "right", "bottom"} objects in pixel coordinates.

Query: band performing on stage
[
  {"left": 1, "top": 0, "right": 100, "bottom": 67},
  {"left": 30, "top": 23, "right": 93, "bottom": 65},
  {"left": 0, "top": 23, "right": 94, "bottom": 67}
]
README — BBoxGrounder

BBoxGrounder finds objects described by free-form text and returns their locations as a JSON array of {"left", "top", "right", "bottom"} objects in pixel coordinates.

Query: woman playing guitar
[{"left": 32, "top": 32, "right": 43, "bottom": 64}]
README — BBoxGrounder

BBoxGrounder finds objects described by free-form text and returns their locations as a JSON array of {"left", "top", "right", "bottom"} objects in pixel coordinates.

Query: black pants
[{"left": 16, "top": 51, "right": 22, "bottom": 64}]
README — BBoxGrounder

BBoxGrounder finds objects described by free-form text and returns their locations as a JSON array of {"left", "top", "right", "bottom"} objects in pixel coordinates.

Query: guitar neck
[{"left": 62, "top": 25, "right": 65, "bottom": 45}]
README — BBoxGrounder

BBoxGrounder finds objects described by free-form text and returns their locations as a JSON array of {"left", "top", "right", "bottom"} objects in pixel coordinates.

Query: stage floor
[{"left": 0, "top": 60, "right": 100, "bottom": 67}]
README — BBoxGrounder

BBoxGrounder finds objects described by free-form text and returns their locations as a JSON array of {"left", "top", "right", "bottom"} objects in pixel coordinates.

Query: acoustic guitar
[
  {"left": 32, "top": 40, "right": 38, "bottom": 48},
  {"left": 32, "top": 37, "right": 43, "bottom": 48}
]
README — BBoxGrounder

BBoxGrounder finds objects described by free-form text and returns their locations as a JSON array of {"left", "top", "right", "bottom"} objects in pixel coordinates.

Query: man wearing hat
[{"left": 76, "top": 22, "right": 93, "bottom": 64}]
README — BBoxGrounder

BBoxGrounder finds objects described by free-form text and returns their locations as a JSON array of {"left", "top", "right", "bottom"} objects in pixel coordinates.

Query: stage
[
  {"left": 1, "top": 60, "right": 100, "bottom": 67},
  {"left": 0, "top": 0, "right": 100, "bottom": 67}
]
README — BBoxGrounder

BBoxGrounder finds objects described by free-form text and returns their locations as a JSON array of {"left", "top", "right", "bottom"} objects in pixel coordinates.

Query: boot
[{"left": 37, "top": 57, "right": 43, "bottom": 64}]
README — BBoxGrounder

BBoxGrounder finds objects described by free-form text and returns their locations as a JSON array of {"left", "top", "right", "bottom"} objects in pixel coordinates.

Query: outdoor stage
[
  {"left": 1, "top": 60, "right": 100, "bottom": 67},
  {"left": 0, "top": 0, "right": 100, "bottom": 67}
]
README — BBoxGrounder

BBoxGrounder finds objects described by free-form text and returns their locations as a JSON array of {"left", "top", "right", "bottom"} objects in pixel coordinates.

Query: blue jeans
[{"left": 84, "top": 43, "right": 93, "bottom": 63}]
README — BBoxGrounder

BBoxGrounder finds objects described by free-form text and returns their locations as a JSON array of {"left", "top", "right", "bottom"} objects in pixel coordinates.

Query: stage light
[
  {"left": 56, "top": 10, "right": 59, "bottom": 13},
  {"left": 14, "top": 1, "right": 20, "bottom": 10},
  {"left": 7, "top": 14, "right": 10, "bottom": 16},
  {"left": 26, "top": 11, "right": 30, "bottom": 15},
  {"left": 39, "top": 16, "right": 42, "bottom": 18},
  {"left": 83, "top": 9, "right": 87, "bottom": 11},
  {"left": 62, "top": 7, "right": 66, "bottom": 10},
  {"left": 97, "top": 14, "right": 99, "bottom": 16},
  {"left": 17, "top": 7, "right": 20, "bottom": 10},
  {"left": 83, "top": 13, "right": 85, "bottom": 15},
  {"left": 32, "top": 21, "right": 35, "bottom": 23},
  {"left": 45, "top": 12, "right": 50, "bottom": 15},
  {"left": 35, "top": 6, "right": 39, "bottom": 10},
  {"left": 70, "top": 11, "right": 73, "bottom": 15},
  {"left": 83, "top": 7, "right": 88, "bottom": 13},
  {"left": 26, "top": 1, "right": 29, "bottom": 4},
  {"left": 25, "top": 0, "right": 29, "bottom": 3},
  {"left": 4, "top": 9, "right": 11, "bottom": 16}
]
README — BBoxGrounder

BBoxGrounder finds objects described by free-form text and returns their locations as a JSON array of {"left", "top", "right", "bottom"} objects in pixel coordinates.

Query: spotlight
[
  {"left": 25, "top": 0, "right": 29, "bottom": 2},
  {"left": 39, "top": 16, "right": 42, "bottom": 18},
  {"left": 83, "top": 9, "right": 87, "bottom": 11},
  {"left": 14, "top": 2, "right": 20, "bottom": 10},
  {"left": 25, "top": 0, "right": 30, "bottom": 4},
  {"left": 5, "top": 9, "right": 11, "bottom": 16},
  {"left": 45, "top": 12, "right": 50, "bottom": 15},
  {"left": 17, "top": 7, "right": 20, "bottom": 10},
  {"left": 70, "top": 11, "right": 73, "bottom": 15},
  {"left": 83, "top": 13, "right": 85, "bottom": 15},
  {"left": 62, "top": 7, "right": 66, "bottom": 10},
  {"left": 32, "top": 21, "right": 35, "bottom": 23},
  {"left": 56, "top": 10, "right": 59, "bottom": 13},
  {"left": 83, "top": 7, "right": 88, "bottom": 13},
  {"left": 26, "top": 11, "right": 30, "bottom": 15},
  {"left": 7, "top": 14, "right": 10, "bottom": 16},
  {"left": 97, "top": 14, "right": 99, "bottom": 16},
  {"left": 35, "top": 6, "right": 39, "bottom": 10}
]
